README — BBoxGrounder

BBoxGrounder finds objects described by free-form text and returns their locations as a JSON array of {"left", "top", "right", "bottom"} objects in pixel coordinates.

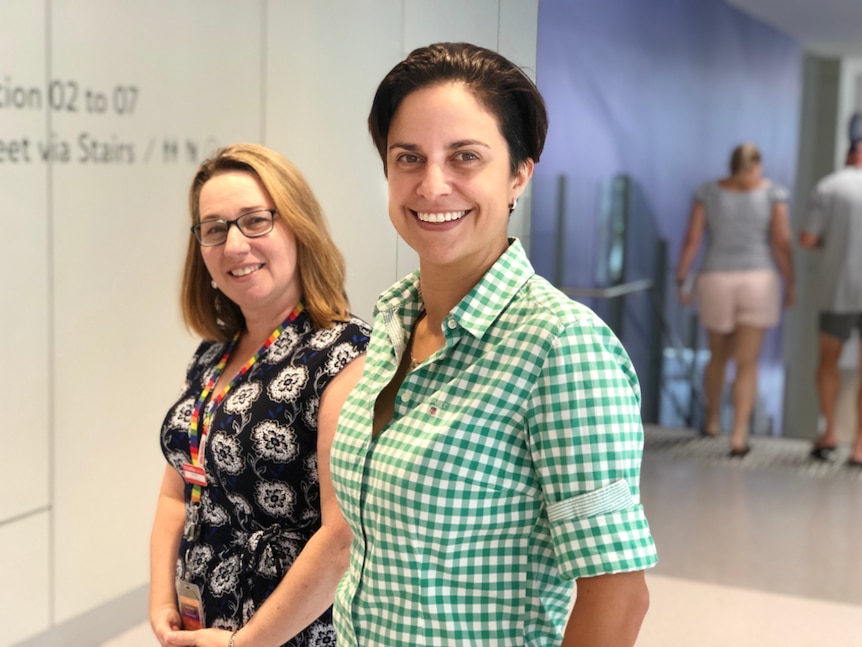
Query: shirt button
[{"left": 446, "top": 318, "right": 457, "bottom": 330}]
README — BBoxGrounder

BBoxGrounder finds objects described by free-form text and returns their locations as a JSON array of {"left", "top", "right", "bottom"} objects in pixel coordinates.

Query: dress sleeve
[
  {"left": 316, "top": 318, "right": 371, "bottom": 390},
  {"left": 337, "top": 318, "right": 371, "bottom": 364},
  {"left": 693, "top": 181, "right": 711, "bottom": 203},
  {"left": 183, "top": 340, "right": 217, "bottom": 390},
  {"left": 526, "top": 314, "right": 657, "bottom": 580}
]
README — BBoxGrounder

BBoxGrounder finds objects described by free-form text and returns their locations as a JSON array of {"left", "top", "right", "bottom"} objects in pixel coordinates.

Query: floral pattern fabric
[{"left": 161, "top": 310, "right": 370, "bottom": 645}]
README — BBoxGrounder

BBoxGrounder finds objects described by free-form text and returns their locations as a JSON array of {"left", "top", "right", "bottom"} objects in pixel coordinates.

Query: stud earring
[
  {"left": 508, "top": 197, "right": 518, "bottom": 214},
  {"left": 211, "top": 280, "right": 218, "bottom": 290}
]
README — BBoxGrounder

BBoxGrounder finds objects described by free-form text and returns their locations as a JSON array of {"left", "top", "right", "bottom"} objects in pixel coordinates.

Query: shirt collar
[{"left": 375, "top": 238, "right": 535, "bottom": 339}]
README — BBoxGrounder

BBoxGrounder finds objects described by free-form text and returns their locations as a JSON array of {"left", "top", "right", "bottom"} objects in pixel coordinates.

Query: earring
[
  {"left": 211, "top": 280, "right": 218, "bottom": 290},
  {"left": 508, "top": 197, "right": 518, "bottom": 214}
]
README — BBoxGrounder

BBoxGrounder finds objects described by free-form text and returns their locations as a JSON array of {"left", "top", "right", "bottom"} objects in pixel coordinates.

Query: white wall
[
  {"left": 0, "top": 1, "right": 538, "bottom": 643},
  {"left": 783, "top": 54, "right": 840, "bottom": 439}
]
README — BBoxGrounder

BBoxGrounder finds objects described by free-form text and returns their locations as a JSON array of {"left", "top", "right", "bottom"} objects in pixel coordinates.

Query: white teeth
[
  {"left": 416, "top": 210, "right": 468, "bottom": 223},
  {"left": 230, "top": 264, "right": 262, "bottom": 277}
]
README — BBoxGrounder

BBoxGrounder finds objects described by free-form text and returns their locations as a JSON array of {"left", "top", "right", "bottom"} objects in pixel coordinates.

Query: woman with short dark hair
[{"left": 331, "top": 43, "right": 657, "bottom": 647}]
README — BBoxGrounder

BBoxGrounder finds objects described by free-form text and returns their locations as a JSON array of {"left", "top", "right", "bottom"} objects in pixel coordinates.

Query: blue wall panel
[
  {"left": 533, "top": 0, "right": 803, "bottom": 430},
  {"left": 534, "top": 0, "right": 801, "bottom": 271}
]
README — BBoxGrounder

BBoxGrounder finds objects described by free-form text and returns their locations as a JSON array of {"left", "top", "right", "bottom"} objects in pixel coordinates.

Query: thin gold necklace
[{"left": 409, "top": 310, "right": 427, "bottom": 371}]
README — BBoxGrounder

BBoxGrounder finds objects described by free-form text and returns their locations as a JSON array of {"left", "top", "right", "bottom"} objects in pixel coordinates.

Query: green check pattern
[{"left": 331, "top": 239, "right": 657, "bottom": 645}]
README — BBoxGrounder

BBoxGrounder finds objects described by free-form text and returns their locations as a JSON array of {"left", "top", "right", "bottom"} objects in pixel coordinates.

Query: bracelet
[{"left": 228, "top": 629, "right": 239, "bottom": 647}]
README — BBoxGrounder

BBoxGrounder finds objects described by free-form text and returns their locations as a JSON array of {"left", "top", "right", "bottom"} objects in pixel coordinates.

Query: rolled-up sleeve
[{"left": 527, "top": 315, "right": 658, "bottom": 579}]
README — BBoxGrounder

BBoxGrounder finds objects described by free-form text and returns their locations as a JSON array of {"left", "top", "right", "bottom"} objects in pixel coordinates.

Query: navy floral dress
[{"left": 160, "top": 310, "right": 370, "bottom": 645}]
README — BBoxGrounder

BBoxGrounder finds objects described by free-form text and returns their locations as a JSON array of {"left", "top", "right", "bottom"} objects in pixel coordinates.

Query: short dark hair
[{"left": 368, "top": 42, "right": 548, "bottom": 176}]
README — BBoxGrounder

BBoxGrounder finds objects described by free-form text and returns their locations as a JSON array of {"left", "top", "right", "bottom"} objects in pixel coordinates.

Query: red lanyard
[{"left": 182, "top": 303, "right": 304, "bottom": 503}]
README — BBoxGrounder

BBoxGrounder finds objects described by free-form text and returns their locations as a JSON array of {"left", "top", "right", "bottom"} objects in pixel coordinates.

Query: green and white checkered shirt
[{"left": 331, "top": 239, "right": 657, "bottom": 645}]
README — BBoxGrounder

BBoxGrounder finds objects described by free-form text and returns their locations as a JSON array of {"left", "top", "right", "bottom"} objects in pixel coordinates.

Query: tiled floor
[
  {"left": 102, "top": 425, "right": 862, "bottom": 646},
  {"left": 638, "top": 427, "right": 862, "bottom": 645},
  {"left": 641, "top": 427, "right": 862, "bottom": 606}
]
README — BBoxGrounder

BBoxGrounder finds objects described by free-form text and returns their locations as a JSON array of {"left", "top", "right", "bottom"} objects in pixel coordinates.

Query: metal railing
[{"left": 545, "top": 173, "right": 709, "bottom": 427}]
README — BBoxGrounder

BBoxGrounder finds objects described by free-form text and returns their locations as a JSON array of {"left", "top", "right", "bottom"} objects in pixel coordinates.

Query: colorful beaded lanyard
[{"left": 182, "top": 302, "right": 305, "bottom": 505}]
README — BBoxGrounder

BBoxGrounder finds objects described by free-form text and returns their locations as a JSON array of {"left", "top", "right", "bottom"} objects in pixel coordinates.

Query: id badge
[
  {"left": 182, "top": 462, "right": 208, "bottom": 487},
  {"left": 176, "top": 578, "right": 205, "bottom": 630}
]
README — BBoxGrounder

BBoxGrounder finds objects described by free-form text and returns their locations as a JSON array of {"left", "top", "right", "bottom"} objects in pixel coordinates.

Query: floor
[
  {"left": 637, "top": 427, "right": 862, "bottom": 646},
  {"left": 101, "top": 426, "right": 862, "bottom": 647}
]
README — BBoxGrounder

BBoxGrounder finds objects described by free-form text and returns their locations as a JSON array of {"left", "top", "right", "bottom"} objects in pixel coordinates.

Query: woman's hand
[
  {"left": 150, "top": 604, "right": 182, "bottom": 646},
  {"left": 675, "top": 201, "right": 705, "bottom": 306},
  {"left": 676, "top": 276, "right": 695, "bottom": 306},
  {"left": 163, "top": 627, "right": 235, "bottom": 647}
]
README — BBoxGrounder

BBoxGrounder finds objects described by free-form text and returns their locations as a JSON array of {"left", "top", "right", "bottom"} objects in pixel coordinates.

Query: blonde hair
[
  {"left": 181, "top": 143, "right": 350, "bottom": 341},
  {"left": 729, "top": 143, "right": 761, "bottom": 175}
]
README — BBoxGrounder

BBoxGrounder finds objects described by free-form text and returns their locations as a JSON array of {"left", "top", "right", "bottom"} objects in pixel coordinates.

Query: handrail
[
  {"left": 560, "top": 276, "right": 706, "bottom": 426},
  {"left": 560, "top": 279, "right": 653, "bottom": 299},
  {"left": 548, "top": 173, "right": 714, "bottom": 428}
]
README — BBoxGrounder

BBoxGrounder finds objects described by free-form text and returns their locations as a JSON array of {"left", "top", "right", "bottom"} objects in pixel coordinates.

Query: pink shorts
[{"left": 695, "top": 269, "right": 781, "bottom": 333}]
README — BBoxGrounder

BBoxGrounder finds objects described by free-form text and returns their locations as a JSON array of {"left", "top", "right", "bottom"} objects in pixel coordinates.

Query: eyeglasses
[{"left": 191, "top": 209, "right": 277, "bottom": 246}]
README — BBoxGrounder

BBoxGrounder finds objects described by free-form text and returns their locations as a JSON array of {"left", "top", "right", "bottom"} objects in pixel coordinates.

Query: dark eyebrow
[
  {"left": 388, "top": 142, "right": 419, "bottom": 153},
  {"left": 450, "top": 139, "right": 490, "bottom": 150},
  {"left": 388, "top": 140, "right": 491, "bottom": 153}
]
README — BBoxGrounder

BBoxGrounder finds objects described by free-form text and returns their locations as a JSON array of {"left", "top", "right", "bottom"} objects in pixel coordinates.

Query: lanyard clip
[{"left": 184, "top": 503, "right": 202, "bottom": 542}]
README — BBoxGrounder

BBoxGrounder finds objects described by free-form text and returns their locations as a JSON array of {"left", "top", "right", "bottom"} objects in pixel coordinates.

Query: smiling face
[
  {"left": 386, "top": 82, "right": 533, "bottom": 274},
  {"left": 197, "top": 170, "right": 301, "bottom": 326}
]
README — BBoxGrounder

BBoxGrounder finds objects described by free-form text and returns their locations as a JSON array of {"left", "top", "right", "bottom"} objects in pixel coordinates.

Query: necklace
[{"left": 409, "top": 310, "right": 427, "bottom": 371}]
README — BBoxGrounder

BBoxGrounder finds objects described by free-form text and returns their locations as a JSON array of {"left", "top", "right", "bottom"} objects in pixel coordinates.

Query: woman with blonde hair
[
  {"left": 676, "top": 142, "right": 795, "bottom": 456},
  {"left": 150, "top": 143, "right": 370, "bottom": 646}
]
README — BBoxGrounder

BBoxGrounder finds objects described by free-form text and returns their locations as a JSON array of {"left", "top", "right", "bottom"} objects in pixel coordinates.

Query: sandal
[{"left": 810, "top": 445, "right": 837, "bottom": 461}]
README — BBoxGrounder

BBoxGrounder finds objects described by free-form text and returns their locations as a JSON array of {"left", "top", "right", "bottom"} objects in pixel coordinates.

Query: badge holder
[{"left": 176, "top": 577, "right": 205, "bottom": 630}]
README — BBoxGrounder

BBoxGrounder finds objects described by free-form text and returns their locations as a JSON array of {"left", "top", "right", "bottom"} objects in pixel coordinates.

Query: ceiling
[{"left": 728, "top": 0, "right": 862, "bottom": 58}]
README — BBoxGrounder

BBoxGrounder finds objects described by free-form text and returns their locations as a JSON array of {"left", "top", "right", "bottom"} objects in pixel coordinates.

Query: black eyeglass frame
[{"left": 191, "top": 209, "right": 277, "bottom": 246}]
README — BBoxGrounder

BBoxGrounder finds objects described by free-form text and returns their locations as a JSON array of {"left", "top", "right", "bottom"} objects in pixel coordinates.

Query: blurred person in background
[
  {"left": 676, "top": 143, "right": 795, "bottom": 456},
  {"left": 799, "top": 139, "right": 862, "bottom": 467}
]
